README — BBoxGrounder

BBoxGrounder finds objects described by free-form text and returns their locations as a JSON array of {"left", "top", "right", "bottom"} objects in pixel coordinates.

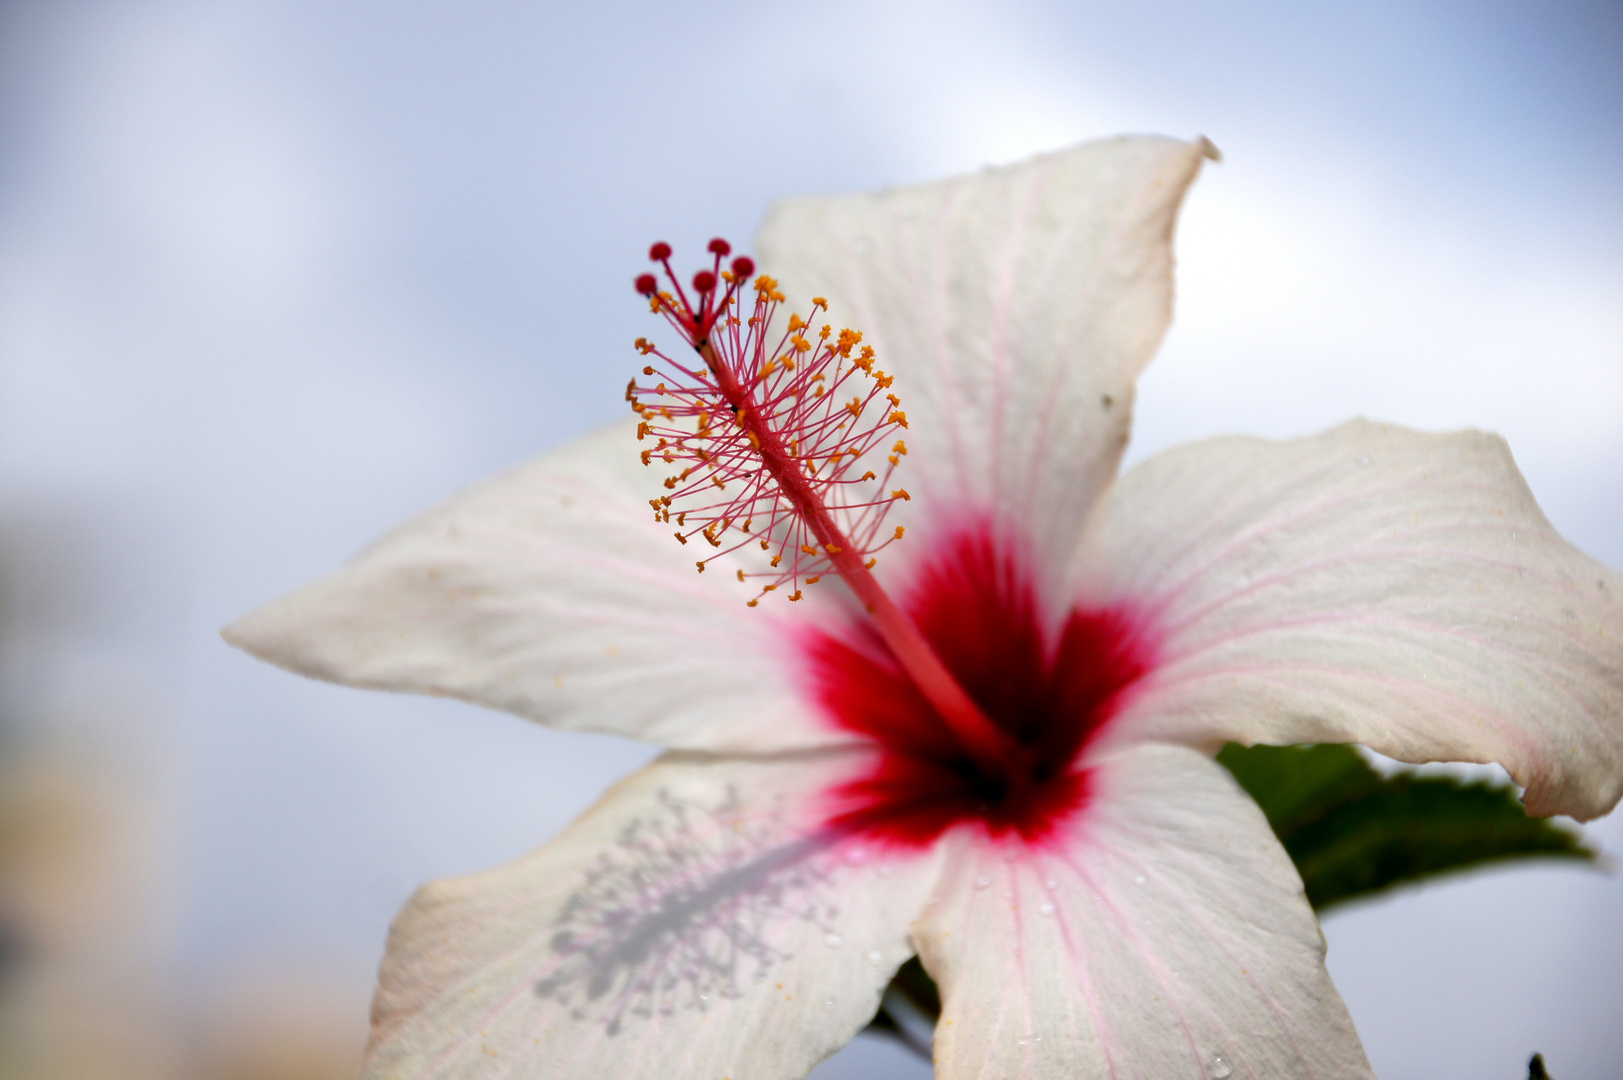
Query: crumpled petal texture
[
  {"left": 364, "top": 749, "right": 941, "bottom": 1080},
  {"left": 914, "top": 744, "right": 1370, "bottom": 1080},
  {"left": 1078, "top": 420, "right": 1623, "bottom": 819},
  {"left": 224, "top": 421, "right": 841, "bottom": 753},
  {"left": 759, "top": 136, "right": 1216, "bottom": 595}
]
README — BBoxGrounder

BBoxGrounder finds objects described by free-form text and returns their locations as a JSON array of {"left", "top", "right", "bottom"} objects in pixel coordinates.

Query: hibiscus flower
[{"left": 224, "top": 135, "right": 1623, "bottom": 1080}]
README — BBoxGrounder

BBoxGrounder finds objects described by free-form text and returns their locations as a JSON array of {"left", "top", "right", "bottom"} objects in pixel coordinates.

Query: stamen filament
[{"left": 696, "top": 338, "right": 1029, "bottom": 785}]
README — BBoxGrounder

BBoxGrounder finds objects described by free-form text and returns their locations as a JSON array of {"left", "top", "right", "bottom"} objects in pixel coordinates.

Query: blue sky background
[{"left": 0, "top": 1, "right": 1619, "bottom": 1077}]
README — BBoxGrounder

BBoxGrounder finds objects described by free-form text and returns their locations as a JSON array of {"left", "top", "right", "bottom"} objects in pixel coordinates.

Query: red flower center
[{"left": 810, "top": 526, "right": 1154, "bottom": 848}]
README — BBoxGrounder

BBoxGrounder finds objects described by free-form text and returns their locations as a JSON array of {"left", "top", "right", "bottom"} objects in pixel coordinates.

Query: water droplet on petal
[
  {"left": 824, "top": 996, "right": 836, "bottom": 1006},
  {"left": 973, "top": 874, "right": 993, "bottom": 890},
  {"left": 1356, "top": 456, "right": 1372, "bottom": 467},
  {"left": 824, "top": 933, "right": 843, "bottom": 948},
  {"left": 1208, "top": 1055, "right": 1233, "bottom": 1079},
  {"left": 1003, "top": 849, "right": 1020, "bottom": 862},
  {"left": 1133, "top": 875, "right": 1146, "bottom": 886},
  {"left": 1044, "top": 879, "right": 1058, "bottom": 890},
  {"left": 1039, "top": 902, "right": 1055, "bottom": 916},
  {"left": 867, "top": 950, "right": 884, "bottom": 966}
]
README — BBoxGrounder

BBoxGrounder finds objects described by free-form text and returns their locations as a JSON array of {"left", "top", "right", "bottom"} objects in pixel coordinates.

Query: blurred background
[{"left": 0, "top": 1, "right": 1618, "bottom": 1077}]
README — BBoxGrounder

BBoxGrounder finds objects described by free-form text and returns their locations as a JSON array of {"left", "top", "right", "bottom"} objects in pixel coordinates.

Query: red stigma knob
[
  {"left": 649, "top": 242, "right": 672, "bottom": 261},
  {"left": 692, "top": 270, "right": 716, "bottom": 293},
  {"left": 634, "top": 273, "right": 658, "bottom": 295},
  {"left": 731, "top": 256, "right": 755, "bottom": 278},
  {"left": 707, "top": 238, "right": 731, "bottom": 256}
]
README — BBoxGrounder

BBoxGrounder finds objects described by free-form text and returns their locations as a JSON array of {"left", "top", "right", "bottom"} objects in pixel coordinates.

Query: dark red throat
[{"left": 810, "top": 527, "right": 1154, "bottom": 848}]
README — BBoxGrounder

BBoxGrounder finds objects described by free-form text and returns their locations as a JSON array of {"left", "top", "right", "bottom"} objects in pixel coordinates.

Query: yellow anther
[
  {"left": 893, "top": 526, "right": 905, "bottom": 539},
  {"left": 676, "top": 511, "right": 687, "bottom": 526},
  {"left": 737, "top": 569, "right": 746, "bottom": 583},
  {"left": 886, "top": 393, "right": 900, "bottom": 406},
  {"left": 845, "top": 398, "right": 863, "bottom": 417},
  {"left": 825, "top": 544, "right": 842, "bottom": 554},
  {"left": 770, "top": 554, "right": 782, "bottom": 568},
  {"left": 788, "top": 313, "right": 807, "bottom": 332},
  {"left": 763, "top": 583, "right": 777, "bottom": 591},
  {"left": 861, "top": 470, "right": 876, "bottom": 481},
  {"left": 675, "top": 532, "right": 687, "bottom": 545},
  {"left": 812, "top": 296, "right": 827, "bottom": 308},
  {"left": 640, "top": 449, "right": 653, "bottom": 465},
  {"left": 876, "top": 373, "right": 893, "bottom": 388},
  {"left": 887, "top": 410, "right": 909, "bottom": 428},
  {"left": 801, "top": 545, "right": 818, "bottom": 556},
  {"left": 637, "top": 422, "right": 649, "bottom": 440},
  {"left": 819, "top": 325, "right": 831, "bottom": 341},
  {"left": 888, "top": 455, "right": 899, "bottom": 466},
  {"left": 788, "top": 590, "right": 803, "bottom": 602},
  {"left": 893, "top": 440, "right": 908, "bottom": 455},
  {"left": 806, "top": 575, "right": 821, "bottom": 584},
  {"left": 747, "top": 598, "right": 759, "bottom": 607},
  {"left": 891, "top": 489, "right": 911, "bottom": 501},
  {"left": 696, "top": 561, "right": 706, "bottom": 573},
  {"left": 865, "top": 557, "right": 877, "bottom": 569},
  {"left": 791, "top": 336, "right": 811, "bottom": 353},
  {"left": 759, "top": 540, "right": 770, "bottom": 550}
]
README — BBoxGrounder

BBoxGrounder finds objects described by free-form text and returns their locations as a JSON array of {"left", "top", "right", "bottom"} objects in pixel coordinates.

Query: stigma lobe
[{"left": 627, "top": 241, "right": 912, "bottom": 605}]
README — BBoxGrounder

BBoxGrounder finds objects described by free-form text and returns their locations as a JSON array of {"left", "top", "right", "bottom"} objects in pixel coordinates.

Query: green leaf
[{"left": 1217, "top": 743, "right": 1596, "bottom": 911}]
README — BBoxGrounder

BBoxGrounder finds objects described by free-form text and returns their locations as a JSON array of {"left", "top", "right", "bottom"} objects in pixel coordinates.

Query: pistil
[{"left": 629, "top": 240, "right": 1030, "bottom": 786}]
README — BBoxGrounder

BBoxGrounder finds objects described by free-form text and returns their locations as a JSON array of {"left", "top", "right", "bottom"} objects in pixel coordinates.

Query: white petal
[
  {"left": 914, "top": 744, "right": 1371, "bottom": 1080},
  {"left": 364, "top": 749, "right": 940, "bottom": 1080},
  {"left": 757, "top": 135, "right": 1214, "bottom": 591},
  {"left": 225, "top": 420, "right": 842, "bottom": 752},
  {"left": 1079, "top": 419, "right": 1623, "bottom": 819}
]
